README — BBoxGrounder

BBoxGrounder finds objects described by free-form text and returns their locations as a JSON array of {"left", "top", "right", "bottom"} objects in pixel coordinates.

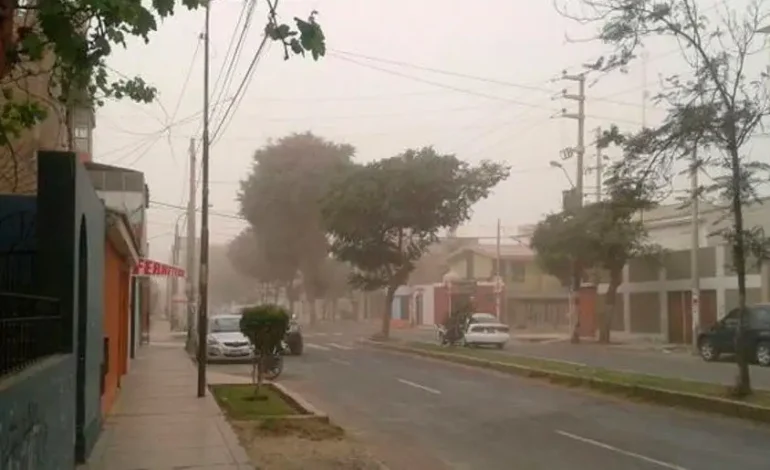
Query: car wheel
[
  {"left": 699, "top": 338, "right": 720, "bottom": 362},
  {"left": 756, "top": 342, "right": 770, "bottom": 367},
  {"left": 495, "top": 343, "right": 504, "bottom": 350}
]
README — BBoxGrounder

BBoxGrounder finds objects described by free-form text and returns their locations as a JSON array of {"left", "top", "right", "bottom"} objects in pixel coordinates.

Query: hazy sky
[{"left": 94, "top": 0, "right": 770, "bottom": 262}]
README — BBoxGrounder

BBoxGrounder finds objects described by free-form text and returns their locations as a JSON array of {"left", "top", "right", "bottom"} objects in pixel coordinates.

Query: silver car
[{"left": 205, "top": 315, "right": 253, "bottom": 361}]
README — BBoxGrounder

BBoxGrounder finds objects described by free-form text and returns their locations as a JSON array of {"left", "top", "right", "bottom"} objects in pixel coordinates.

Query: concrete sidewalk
[{"left": 82, "top": 320, "right": 253, "bottom": 470}]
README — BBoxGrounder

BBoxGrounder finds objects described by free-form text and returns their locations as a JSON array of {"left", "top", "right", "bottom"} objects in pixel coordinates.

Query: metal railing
[
  {"left": 0, "top": 292, "right": 62, "bottom": 378},
  {"left": 0, "top": 250, "right": 36, "bottom": 293}
]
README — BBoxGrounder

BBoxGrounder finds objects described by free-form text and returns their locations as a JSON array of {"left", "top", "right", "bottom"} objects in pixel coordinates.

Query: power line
[
  {"left": 209, "top": 0, "right": 258, "bottom": 130},
  {"left": 210, "top": 34, "right": 270, "bottom": 143},
  {"left": 150, "top": 200, "right": 246, "bottom": 221}
]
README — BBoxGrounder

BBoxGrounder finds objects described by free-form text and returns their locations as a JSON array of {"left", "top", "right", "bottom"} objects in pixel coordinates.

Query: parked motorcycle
[{"left": 252, "top": 343, "right": 285, "bottom": 381}]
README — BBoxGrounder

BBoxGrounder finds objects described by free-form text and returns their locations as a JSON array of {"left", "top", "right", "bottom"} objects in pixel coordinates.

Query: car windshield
[
  {"left": 470, "top": 313, "right": 497, "bottom": 324},
  {"left": 209, "top": 316, "right": 240, "bottom": 333}
]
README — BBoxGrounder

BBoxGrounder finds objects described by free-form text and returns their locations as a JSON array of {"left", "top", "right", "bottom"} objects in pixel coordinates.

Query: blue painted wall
[
  {"left": 37, "top": 152, "right": 106, "bottom": 464},
  {"left": 75, "top": 161, "right": 105, "bottom": 459},
  {"left": 0, "top": 356, "right": 77, "bottom": 469}
]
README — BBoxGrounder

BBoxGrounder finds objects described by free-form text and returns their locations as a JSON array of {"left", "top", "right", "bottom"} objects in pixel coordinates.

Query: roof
[
  {"left": 84, "top": 161, "right": 143, "bottom": 174},
  {"left": 105, "top": 208, "right": 142, "bottom": 260},
  {"left": 446, "top": 244, "right": 535, "bottom": 262}
]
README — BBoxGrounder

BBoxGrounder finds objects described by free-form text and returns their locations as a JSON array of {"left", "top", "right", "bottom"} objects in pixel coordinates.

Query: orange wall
[{"left": 102, "top": 240, "right": 130, "bottom": 416}]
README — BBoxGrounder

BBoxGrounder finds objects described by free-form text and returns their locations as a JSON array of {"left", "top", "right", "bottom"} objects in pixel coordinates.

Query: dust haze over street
[{"left": 211, "top": 322, "right": 770, "bottom": 470}]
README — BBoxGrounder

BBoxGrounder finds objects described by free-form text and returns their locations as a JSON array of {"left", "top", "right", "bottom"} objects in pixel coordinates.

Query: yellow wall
[{"left": 448, "top": 252, "right": 564, "bottom": 297}]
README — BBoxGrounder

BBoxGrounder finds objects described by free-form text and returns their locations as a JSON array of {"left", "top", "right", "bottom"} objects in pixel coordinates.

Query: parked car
[
  {"left": 205, "top": 314, "right": 253, "bottom": 362},
  {"left": 285, "top": 314, "right": 304, "bottom": 355},
  {"left": 463, "top": 312, "right": 510, "bottom": 349},
  {"left": 697, "top": 304, "right": 770, "bottom": 366}
]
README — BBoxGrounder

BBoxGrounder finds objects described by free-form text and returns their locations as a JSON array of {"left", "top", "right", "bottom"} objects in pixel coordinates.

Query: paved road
[
  {"left": 388, "top": 326, "right": 770, "bottom": 389},
  {"left": 212, "top": 328, "right": 770, "bottom": 470}
]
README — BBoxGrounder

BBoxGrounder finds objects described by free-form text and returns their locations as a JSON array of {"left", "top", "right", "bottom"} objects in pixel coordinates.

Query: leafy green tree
[
  {"left": 559, "top": 0, "right": 770, "bottom": 395},
  {"left": 238, "top": 132, "right": 354, "bottom": 324},
  {"left": 239, "top": 304, "right": 289, "bottom": 397},
  {"left": 1, "top": 0, "right": 325, "bottom": 184},
  {"left": 531, "top": 182, "right": 657, "bottom": 344},
  {"left": 321, "top": 147, "right": 509, "bottom": 339}
]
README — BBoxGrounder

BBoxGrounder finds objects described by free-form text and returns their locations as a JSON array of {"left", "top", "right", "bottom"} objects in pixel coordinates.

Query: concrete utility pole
[
  {"left": 691, "top": 144, "right": 700, "bottom": 349},
  {"left": 595, "top": 127, "right": 602, "bottom": 203},
  {"left": 197, "top": 1, "right": 212, "bottom": 398},
  {"left": 561, "top": 71, "right": 586, "bottom": 343},
  {"left": 170, "top": 225, "right": 180, "bottom": 327},
  {"left": 495, "top": 218, "right": 502, "bottom": 319},
  {"left": 185, "top": 137, "right": 197, "bottom": 351}
]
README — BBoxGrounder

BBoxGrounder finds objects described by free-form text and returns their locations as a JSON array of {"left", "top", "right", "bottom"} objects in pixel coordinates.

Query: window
[
  {"left": 722, "top": 309, "right": 740, "bottom": 328},
  {"left": 505, "top": 260, "right": 526, "bottom": 283},
  {"left": 750, "top": 307, "right": 770, "bottom": 329},
  {"left": 74, "top": 126, "right": 90, "bottom": 139}
]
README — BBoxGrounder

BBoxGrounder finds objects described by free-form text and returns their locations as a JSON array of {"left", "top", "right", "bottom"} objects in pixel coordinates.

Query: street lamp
[{"left": 549, "top": 160, "right": 575, "bottom": 188}]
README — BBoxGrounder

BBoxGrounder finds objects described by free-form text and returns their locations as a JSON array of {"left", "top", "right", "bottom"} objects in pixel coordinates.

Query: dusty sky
[{"left": 94, "top": 0, "right": 770, "bottom": 262}]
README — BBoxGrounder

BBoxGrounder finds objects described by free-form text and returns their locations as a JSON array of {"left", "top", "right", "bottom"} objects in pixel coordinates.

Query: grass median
[
  {"left": 210, "top": 384, "right": 301, "bottom": 419},
  {"left": 393, "top": 341, "right": 770, "bottom": 408}
]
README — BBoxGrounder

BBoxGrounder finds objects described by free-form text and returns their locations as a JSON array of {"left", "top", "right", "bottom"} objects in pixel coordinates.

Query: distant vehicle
[
  {"left": 697, "top": 304, "right": 770, "bottom": 366},
  {"left": 463, "top": 313, "right": 510, "bottom": 349},
  {"left": 437, "top": 312, "right": 509, "bottom": 349},
  {"left": 285, "top": 314, "right": 304, "bottom": 355},
  {"left": 204, "top": 314, "right": 253, "bottom": 362}
]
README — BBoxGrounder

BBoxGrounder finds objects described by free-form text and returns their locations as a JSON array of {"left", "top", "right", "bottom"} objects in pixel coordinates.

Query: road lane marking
[
  {"left": 305, "top": 343, "right": 331, "bottom": 351},
  {"left": 328, "top": 343, "right": 352, "bottom": 350},
  {"left": 330, "top": 358, "right": 351, "bottom": 366},
  {"left": 555, "top": 430, "right": 689, "bottom": 470},
  {"left": 397, "top": 378, "right": 441, "bottom": 395}
]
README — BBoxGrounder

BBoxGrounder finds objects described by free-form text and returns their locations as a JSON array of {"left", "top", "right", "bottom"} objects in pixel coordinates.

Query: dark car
[
  {"left": 285, "top": 314, "right": 303, "bottom": 355},
  {"left": 697, "top": 304, "right": 770, "bottom": 366}
]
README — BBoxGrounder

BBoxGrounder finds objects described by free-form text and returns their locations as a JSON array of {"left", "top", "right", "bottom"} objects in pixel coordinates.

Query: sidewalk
[{"left": 81, "top": 321, "right": 253, "bottom": 470}]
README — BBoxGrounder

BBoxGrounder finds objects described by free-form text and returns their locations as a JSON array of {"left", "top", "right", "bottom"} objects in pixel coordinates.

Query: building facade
[{"left": 445, "top": 244, "right": 569, "bottom": 328}]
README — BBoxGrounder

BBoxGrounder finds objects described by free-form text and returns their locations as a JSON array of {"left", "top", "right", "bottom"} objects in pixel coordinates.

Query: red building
[{"left": 101, "top": 210, "right": 140, "bottom": 415}]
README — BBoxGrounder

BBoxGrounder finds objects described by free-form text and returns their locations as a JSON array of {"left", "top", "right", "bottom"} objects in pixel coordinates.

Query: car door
[
  {"left": 713, "top": 308, "right": 740, "bottom": 353},
  {"left": 747, "top": 306, "right": 770, "bottom": 345}
]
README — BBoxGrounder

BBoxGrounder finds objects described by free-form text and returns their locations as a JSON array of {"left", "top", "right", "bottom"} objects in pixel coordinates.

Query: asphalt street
[
  {"left": 212, "top": 326, "right": 770, "bottom": 470},
  {"left": 393, "top": 326, "right": 770, "bottom": 389}
]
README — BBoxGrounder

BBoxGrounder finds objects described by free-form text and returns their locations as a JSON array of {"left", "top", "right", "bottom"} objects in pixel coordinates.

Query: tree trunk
[
  {"left": 307, "top": 297, "right": 317, "bottom": 326},
  {"left": 730, "top": 148, "right": 751, "bottom": 396},
  {"left": 254, "top": 353, "right": 266, "bottom": 398},
  {"left": 570, "top": 264, "right": 581, "bottom": 344},
  {"left": 381, "top": 285, "right": 397, "bottom": 339},
  {"left": 599, "top": 268, "right": 622, "bottom": 344}
]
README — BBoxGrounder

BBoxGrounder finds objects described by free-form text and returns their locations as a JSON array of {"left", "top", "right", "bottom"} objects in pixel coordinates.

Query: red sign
[{"left": 132, "top": 258, "right": 185, "bottom": 278}]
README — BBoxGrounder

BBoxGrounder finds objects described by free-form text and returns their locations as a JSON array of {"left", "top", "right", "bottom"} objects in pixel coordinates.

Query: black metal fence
[
  {"left": 0, "top": 251, "right": 36, "bottom": 293},
  {"left": 0, "top": 293, "right": 62, "bottom": 378}
]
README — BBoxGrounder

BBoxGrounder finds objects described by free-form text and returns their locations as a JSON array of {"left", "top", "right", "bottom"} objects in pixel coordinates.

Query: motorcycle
[
  {"left": 252, "top": 343, "right": 285, "bottom": 381},
  {"left": 437, "top": 323, "right": 464, "bottom": 347}
]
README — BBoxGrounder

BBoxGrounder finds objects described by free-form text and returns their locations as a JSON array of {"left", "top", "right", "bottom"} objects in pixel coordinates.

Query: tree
[
  {"left": 239, "top": 304, "right": 289, "bottom": 398},
  {"left": 238, "top": 132, "right": 354, "bottom": 324},
  {"left": 227, "top": 227, "right": 298, "bottom": 297},
  {"left": 1, "top": 0, "right": 325, "bottom": 185},
  {"left": 321, "top": 147, "right": 509, "bottom": 339},
  {"left": 559, "top": 0, "right": 770, "bottom": 395},
  {"left": 532, "top": 175, "right": 658, "bottom": 344},
  {"left": 209, "top": 243, "right": 258, "bottom": 306}
]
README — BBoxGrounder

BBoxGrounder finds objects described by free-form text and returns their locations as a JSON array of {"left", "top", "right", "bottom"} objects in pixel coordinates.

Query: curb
[
  {"left": 363, "top": 340, "right": 770, "bottom": 424},
  {"left": 271, "top": 382, "right": 330, "bottom": 423}
]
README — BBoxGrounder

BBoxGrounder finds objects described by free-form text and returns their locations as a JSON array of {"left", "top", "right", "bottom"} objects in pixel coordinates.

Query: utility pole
[
  {"left": 691, "top": 145, "right": 700, "bottom": 350},
  {"left": 595, "top": 127, "right": 602, "bottom": 203},
  {"left": 495, "top": 218, "right": 502, "bottom": 319},
  {"left": 185, "top": 137, "right": 196, "bottom": 351},
  {"left": 170, "top": 225, "right": 180, "bottom": 329},
  {"left": 197, "top": 1, "right": 212, "bottom": 398},
  {"left": 561, "top": 71, "right": 586, "bottom": 343}
]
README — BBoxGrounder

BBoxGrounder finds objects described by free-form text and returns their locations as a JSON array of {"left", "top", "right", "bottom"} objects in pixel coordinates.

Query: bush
[{"left": 239, "top": 304, "right": 290, "bottom": 396}]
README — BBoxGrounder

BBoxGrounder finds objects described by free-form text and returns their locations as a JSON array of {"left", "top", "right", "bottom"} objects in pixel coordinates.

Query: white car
[
  {"left": 464, "top": 313, "right": 510, "bottom": 349},
  {"left": 205, "top": 314, "right": 253, "bottom": 361}
]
